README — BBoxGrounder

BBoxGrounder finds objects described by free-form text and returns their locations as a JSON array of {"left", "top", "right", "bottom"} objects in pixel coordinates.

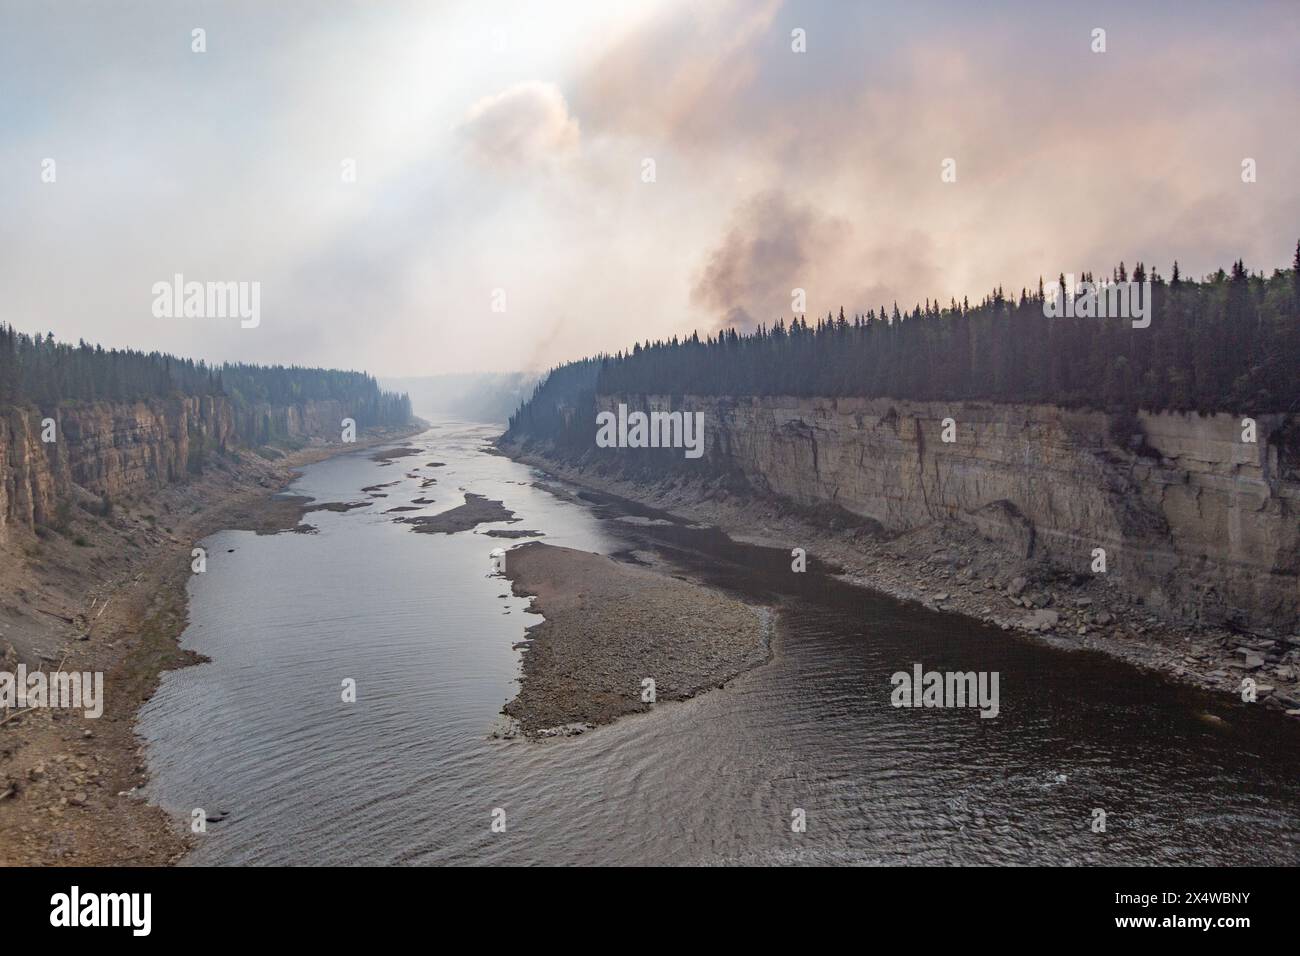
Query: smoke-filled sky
[{"left": 2, "top": 0, "right": 1297, "bottom": 376}]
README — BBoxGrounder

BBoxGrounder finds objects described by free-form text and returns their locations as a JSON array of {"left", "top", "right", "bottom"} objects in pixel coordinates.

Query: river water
[{"left": 138, "top": 422, "right": 1300, "bottom": 865}]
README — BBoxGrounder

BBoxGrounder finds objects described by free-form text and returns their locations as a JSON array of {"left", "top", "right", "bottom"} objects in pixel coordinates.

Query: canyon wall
[
  {"left": 231, "top": 399, "right": 352, "bottom": 446},
  {"left": 589, "top": 395, "right": 1300, "bottom": 633},
  {"left": 0, "top": 397, "right": 350, "bottom": 538}
]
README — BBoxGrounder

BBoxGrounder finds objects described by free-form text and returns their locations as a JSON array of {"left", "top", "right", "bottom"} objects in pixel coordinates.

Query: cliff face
[
  {"left": 0, "top": 397, "right": 350, "bottom": 538},
  {"left": 232, "top": 399, "right": 351, "bottom": 446},
  {"left": 593, "top": 394, "right": 1300, "bottom": 633}
]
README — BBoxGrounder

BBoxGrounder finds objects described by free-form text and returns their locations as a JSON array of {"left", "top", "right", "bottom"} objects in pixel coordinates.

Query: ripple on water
[{"left": 139, "top": 423, "right": 1300, "bottom": 866}]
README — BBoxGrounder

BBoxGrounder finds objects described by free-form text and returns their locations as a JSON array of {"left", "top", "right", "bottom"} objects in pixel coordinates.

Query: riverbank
[
  {"left": 0, "top": 422, "right": 424, "bottom": 865},
  {"left": 503, "top": 449, "right": 1300, "bottom": 718},
  {"left": 500, "top": 541, "right": 771, "bottom": 736}
]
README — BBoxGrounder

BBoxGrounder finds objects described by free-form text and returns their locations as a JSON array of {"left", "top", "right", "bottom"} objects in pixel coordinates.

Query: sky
[{"left": 2, "top": 0, "right": 1298, "bottom": 377}]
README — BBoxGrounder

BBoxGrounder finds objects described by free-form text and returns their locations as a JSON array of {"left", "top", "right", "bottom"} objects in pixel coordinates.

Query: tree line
[
  {"left": 0, "top": 326, "right": 412, "bottom": 429},
  {"left": 221, "top": 362, "right": 411, "bottom": 428},
  {"left": 508, "top": 242, "right": 1300, "bottom": 450}
]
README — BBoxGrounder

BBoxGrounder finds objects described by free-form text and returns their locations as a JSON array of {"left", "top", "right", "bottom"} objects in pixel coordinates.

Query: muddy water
[{"left": 138, "top": 422, "right": 1300, "bottom": 865}]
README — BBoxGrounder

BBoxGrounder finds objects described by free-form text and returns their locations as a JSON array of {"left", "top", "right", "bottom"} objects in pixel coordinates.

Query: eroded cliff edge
[
  {"left": 503, "top": 394, "right": 1299, "bottom": 640},
  {"left": 0, "top": 396, "right": 359, "bottom": 538}
]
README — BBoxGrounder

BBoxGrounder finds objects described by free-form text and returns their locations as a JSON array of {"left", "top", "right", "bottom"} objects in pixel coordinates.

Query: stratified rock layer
[
  {"left": 0, "top": 397, "right": 355, "bottom": 538},
  {"left": 583, "top": 394, "right": 1299, "bottom": 633}
]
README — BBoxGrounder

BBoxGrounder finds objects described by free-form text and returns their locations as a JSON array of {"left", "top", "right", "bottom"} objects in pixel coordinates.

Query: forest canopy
[
  {"left": 0, "top": 327, "right": 412, "bottom": 428},
  {"left": 508, "top": 243, "right": 1300, "bottom": 448}
]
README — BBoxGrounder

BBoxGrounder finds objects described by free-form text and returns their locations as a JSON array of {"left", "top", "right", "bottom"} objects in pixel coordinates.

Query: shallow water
[{"left": 138, "top": 422, "right": 1300, "bottom": 865}]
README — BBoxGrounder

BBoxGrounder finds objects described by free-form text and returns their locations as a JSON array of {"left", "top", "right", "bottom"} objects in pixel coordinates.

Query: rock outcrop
[
  {"left": 560, "top": 394, "right": 1300, "bottom": 634},
  {"left": 0, "top": 397, "right": 353, "bottom": 539}
]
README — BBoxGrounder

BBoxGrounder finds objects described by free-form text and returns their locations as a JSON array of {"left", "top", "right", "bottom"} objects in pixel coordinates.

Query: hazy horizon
[{"left": 3, "top": 0, "right": 1298, "bottom": 378}]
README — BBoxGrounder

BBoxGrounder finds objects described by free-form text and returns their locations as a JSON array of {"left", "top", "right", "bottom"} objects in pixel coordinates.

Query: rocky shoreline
[
  {"left": 0, "top": 422, "right": 425, "bottom": 865},
  {"left": 503, "top": 449, "right": 1300, "bottom": 719},
  {"left": 500, "top": 541, "right": 771, "bottom": 736}
]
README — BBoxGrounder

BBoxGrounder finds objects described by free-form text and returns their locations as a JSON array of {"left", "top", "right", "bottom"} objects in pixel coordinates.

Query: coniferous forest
[
  {"left": 508, "top": 244, "right": 1300, "bottom": 449},
  {"left": 0, "top": 326, "right": 412, "bottom": 431}
]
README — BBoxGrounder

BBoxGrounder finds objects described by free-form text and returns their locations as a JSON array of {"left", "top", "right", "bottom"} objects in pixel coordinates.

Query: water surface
[{"left": 139, "top": 421, "right": 1300, "bottom": 865}]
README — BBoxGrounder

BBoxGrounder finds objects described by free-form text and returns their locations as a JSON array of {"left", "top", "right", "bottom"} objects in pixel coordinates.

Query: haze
[{"left": 2, "top": 0, "right": 1297, "bottom": 376}]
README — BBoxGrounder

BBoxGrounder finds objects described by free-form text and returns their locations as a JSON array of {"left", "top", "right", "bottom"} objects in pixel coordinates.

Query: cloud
[
  {"left": 457, "top": 81, "right": 580, "bottom": 167},
  {"left": 692, "top": 190, "right": 850, "bottom": 328}
]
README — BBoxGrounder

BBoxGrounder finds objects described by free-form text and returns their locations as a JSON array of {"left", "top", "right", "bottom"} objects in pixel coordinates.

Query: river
[{"left": 137, "top": 422, "right": 1300, "bottom": 865}]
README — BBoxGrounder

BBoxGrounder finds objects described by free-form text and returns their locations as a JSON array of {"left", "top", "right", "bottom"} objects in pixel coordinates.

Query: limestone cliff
[
  {"left": 534, "top": 394, "right": 1300, "bottom": 634},
  {"left": 0, "top": 397, "right": 352, "bottom": 539}
]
